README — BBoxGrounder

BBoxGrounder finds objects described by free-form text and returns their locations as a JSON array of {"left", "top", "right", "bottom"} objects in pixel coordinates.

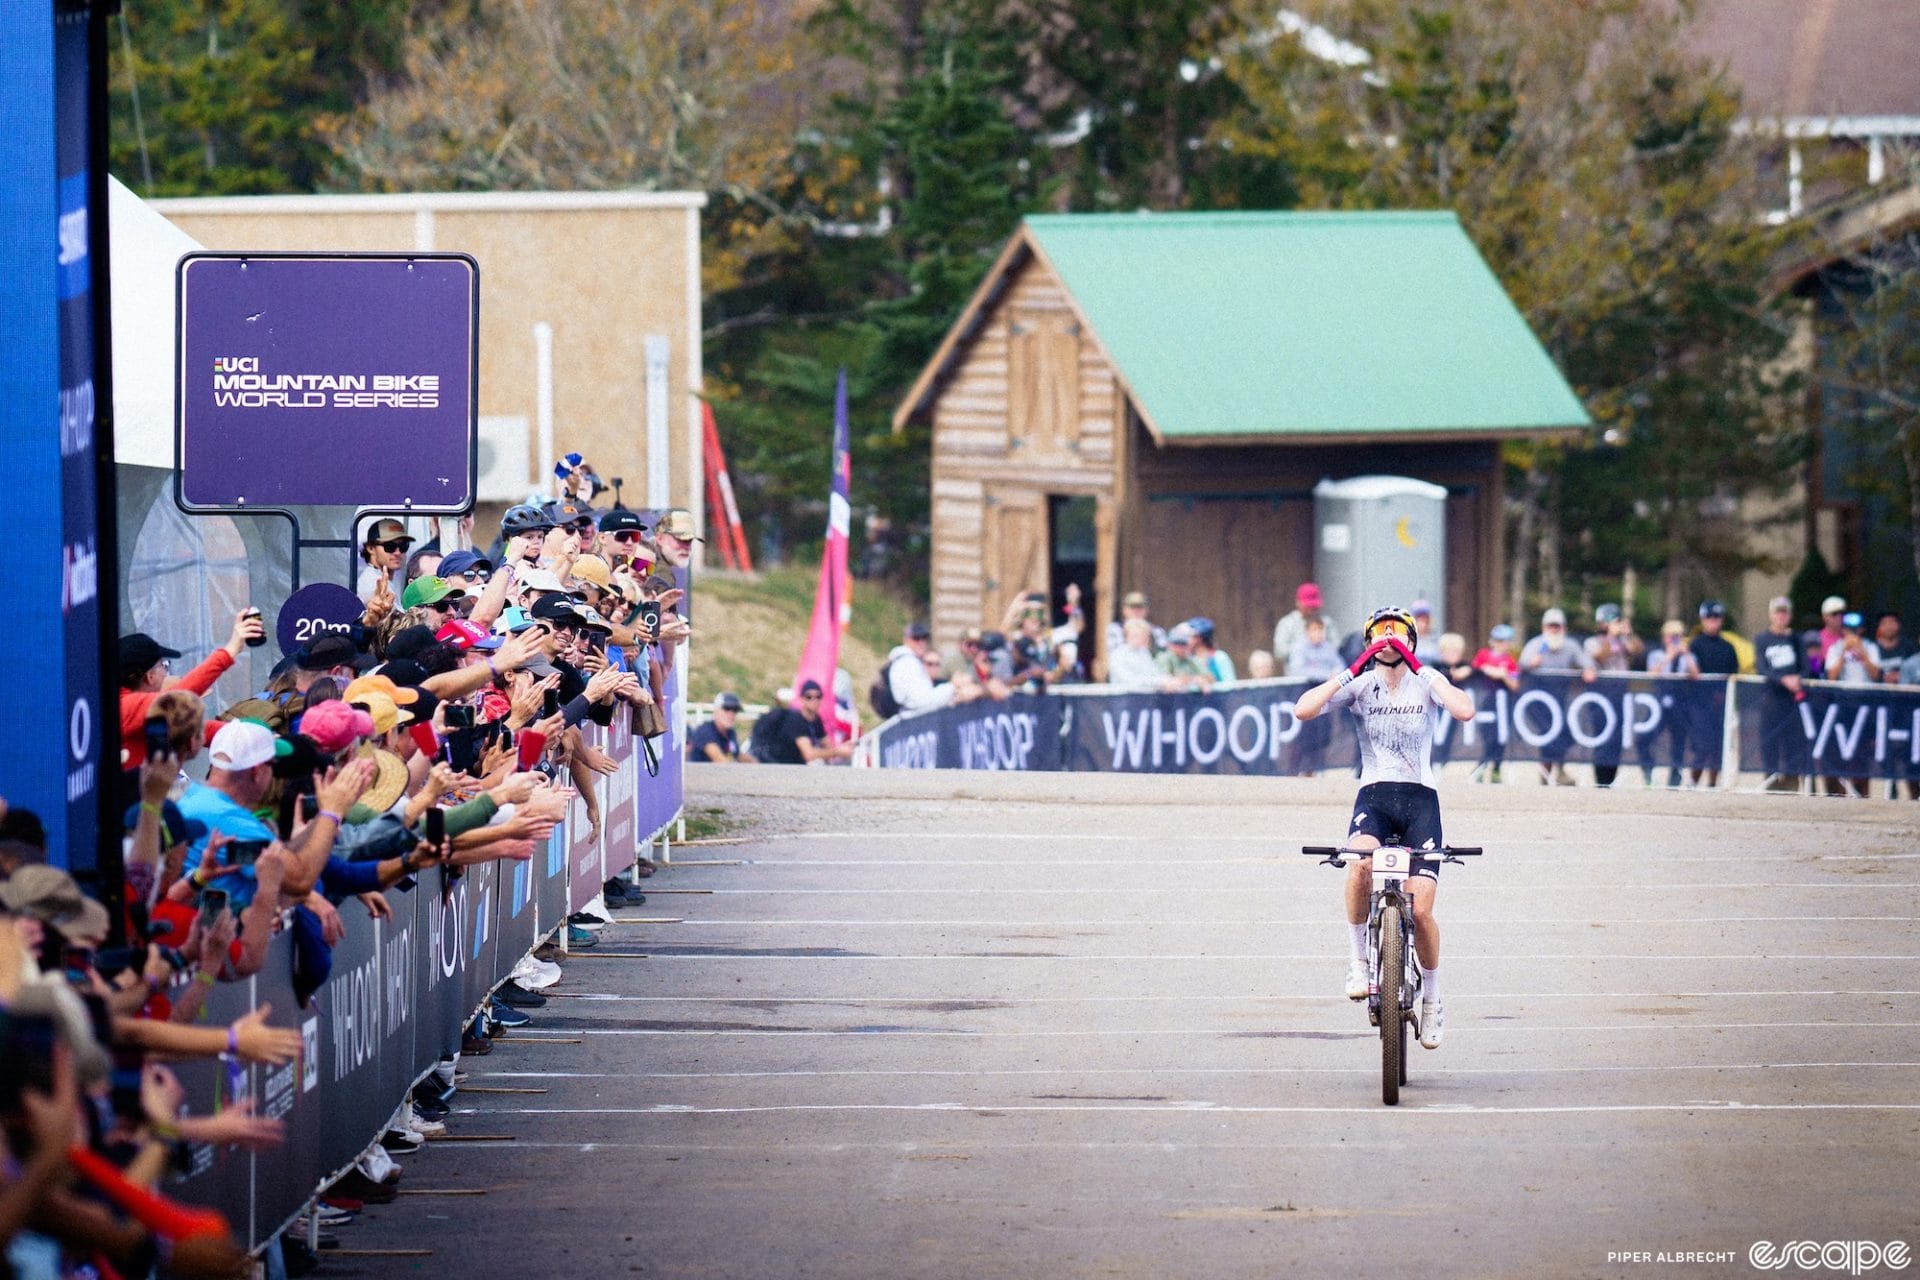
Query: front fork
[{"left": 1365, "top": 884, "right": 1420, "bottom": 1027}]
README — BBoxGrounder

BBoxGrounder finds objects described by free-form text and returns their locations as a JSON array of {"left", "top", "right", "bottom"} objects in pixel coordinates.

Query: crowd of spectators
[{"left": 3, "top": 463, "right": 691, "bottom": 1276}]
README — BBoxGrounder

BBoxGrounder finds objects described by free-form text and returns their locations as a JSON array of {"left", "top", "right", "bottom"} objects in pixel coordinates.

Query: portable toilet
[{"left": 1313, "top": 476, "right": 1448, "bottom": 640}]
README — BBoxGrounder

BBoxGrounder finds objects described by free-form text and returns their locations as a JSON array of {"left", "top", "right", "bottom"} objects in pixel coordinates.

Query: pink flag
[{"left": 792, "top": 370, "right": 853, "bottom": 738}]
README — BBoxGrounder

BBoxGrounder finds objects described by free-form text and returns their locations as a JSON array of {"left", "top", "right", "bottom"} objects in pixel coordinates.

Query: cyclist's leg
[
  {"left": 1408, "top": 873, "right": 1440, "bottom": 971},
  {"left": 1344, "top": 832, "right": 1381, "bottom": 925}
]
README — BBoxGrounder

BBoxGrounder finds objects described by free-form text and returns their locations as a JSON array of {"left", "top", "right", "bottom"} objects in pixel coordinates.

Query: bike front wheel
[{"left": 1378, "top": 903, "right": 1403, "bottom": 1105}]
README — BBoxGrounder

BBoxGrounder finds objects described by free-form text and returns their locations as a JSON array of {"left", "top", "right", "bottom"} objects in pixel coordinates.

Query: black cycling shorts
[{"left": 1346, "top": 782, "right": 1444, "bottom": 880}]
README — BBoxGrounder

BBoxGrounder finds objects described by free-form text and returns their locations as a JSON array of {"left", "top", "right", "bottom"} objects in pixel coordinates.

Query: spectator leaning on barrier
[
  {"left": 1520, "top": 607, "right": 1596, "bottom": 785},
  {"left": 1188, "top": 617, "right": 1235, "bottom": 683},
  {"left": 886, "top": 622, "right": 964, "bottom": 713},
  {"left": 1755, "top": 595, "right": 1807, "bottom": 793},
  {"left": 1155, "top": 623, "right": 1216, "bottom": 693},
  {"left": 1107, "top": 618, "right": 1164, "bottom": 691},
  {"left": 1805, "top": 595, "right": 1848, "bottom": 677},
  {"left": 653, "top": 508, "right": 700, "bottom": 570},
  {"left": 1688, "top": 602, "right": 1744, "bottom": 788},
  {"left": 1825, "top": 611, "right": 1882, "bottom": 685},
  {"left": 1104, "top": 591, "right": 1166, "bottom": 673},
  {"left": 1582, "top": 604, "right": 1643, "bottom": 788},
  {"left": 1872, "top": 611, "right": 1910, "bottom": 679},
  {"left": 1246, "top": 649, "right": 1277, "bottom": 679},
  {"left": 1272, "top": 581, "right": 1338, "bottom": 677}
]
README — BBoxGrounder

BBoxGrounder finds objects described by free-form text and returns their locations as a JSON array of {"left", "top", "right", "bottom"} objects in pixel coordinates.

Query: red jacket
[{"left": 119, "top": 648, "right": 234, "bottom": 768}]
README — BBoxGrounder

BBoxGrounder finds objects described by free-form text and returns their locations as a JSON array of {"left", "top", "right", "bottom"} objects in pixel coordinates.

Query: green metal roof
[{"left": 1023, "top": 210, "right": 1591, "bottom": 441}]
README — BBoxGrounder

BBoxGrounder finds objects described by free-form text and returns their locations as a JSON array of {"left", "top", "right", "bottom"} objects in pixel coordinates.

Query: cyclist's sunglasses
[{"left": 1370, "top": 619, "right": 1412, "bottom": 639}]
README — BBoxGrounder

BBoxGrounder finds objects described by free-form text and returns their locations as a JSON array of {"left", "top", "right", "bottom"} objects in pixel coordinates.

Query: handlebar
[{"left": 1302, "top": 845, "right": 1483, "bottom": 865}]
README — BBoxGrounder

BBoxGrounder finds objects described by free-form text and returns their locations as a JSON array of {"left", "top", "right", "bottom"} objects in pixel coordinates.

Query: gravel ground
[{"left": 337, "top": 768, "right": 1920, "bottom": 1280}]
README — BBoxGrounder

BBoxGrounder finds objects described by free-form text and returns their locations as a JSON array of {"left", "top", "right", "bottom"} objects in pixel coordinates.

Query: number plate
[{"left": 1371, "top": 847, "right": 1408, "bottom": 878}]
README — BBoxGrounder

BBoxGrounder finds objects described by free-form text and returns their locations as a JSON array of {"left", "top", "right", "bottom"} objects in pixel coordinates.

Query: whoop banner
[{"left": 862, "top": 672, "right": 1920, "bottom": 779}]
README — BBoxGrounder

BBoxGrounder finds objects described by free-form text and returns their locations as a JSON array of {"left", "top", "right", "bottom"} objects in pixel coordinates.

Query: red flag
[{"left": 792, "top": 370, "right": 853, "bottom": 737}]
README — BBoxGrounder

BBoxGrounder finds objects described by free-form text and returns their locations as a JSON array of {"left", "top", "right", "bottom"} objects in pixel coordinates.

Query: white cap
[
  {"left": 209, "top": 720, "right": 278, "bottom": 771},
  {"left": 1542, "top": 607, "right": 1567, "bottom": 627},
  {"left": 1821, "top": 595, "right": 1846, "bottom": 615},
  {"left": 518, "top": 567, "right": 568, "bottom": 595}
]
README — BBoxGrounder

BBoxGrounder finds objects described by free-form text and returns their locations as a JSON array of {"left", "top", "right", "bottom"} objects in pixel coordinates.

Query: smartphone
[
  {"left": 639, "top": 601, "right": 661, "bottom": 634},
  {"left": 144, "top": 717, "right": 173, "bottom": 761},
  {"left": 424, "top": 806, "right": 445, "bottom": 853},
  {"left": 408, "top": 720, "right": 440, "bottom": 758},
  {"left": 242, "top": 606, "right": 267, "bottom": 647},
  {"left": 197, "top": 888, "right": 228, "bottom": 924},
  {"left": 540, "top": 688, "right": 561, "bottom": 720},
  {"left": 225, "top": 839, "right": 268, "bottom": 869},
  {"left": 515, "top": 728, "right": 548, "bottom": 772},
  {"left": 444, "top": 704, "right": 475, "bottom": 731},
  {"left": 63, "top": 945, "right": 94, "bottom": 981},
  {"left": 445, "top": 726, "right": 480, "bottom": 775}
]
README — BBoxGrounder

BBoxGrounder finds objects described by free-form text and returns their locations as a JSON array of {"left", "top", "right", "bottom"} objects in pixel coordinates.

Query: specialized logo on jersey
[{"left": 1352, "top": 812, "right": 1367, "bottom": 828}]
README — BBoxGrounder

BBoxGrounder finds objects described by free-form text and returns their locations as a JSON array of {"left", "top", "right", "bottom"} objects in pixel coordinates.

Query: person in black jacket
[
  {"left": 1754, "top": 597, "right": 1808, "bottom": 792},
  {"left": 1687, "top": 601, "right": 1741, "bottom": 787}
]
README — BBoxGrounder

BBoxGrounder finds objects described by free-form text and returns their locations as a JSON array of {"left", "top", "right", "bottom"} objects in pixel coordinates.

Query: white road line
[
  {"left": 455, "top": 1101, "right": 1920, "bottom": 1117},
  {"left": 536, "top": 990, "right": 1920, "bottom": 1003},
  {"left": 478, "top": 1062, "right": 1920, "bottom": 1080},
  {"left": 669, "top": 870, "right": 1920, "bottom": 888},
  {"left": 583, "top": 952, "right": 1920, "bottom": 961},
  {"left": 645, "top": 885, "right": 1920, "bottom": 895},
  {"left": 632, "top": 917, "right": 1918, "bottom": 927},
  {"left": 503, "top": 1021, "right": 1920, "bottom": 1038}
]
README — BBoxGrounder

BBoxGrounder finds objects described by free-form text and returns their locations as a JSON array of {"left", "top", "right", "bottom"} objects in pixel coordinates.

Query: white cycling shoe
[
  {"left": 1344, "top": 959, "right": 1369, "bottom": 1001},
  {"left": 1418, "top": 999, "right": 1445, "bottom": 1049}
]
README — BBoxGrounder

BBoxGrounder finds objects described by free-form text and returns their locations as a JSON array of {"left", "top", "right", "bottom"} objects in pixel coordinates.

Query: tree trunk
[
  {"left": 1540, "top": 466, "right": 1564, "bottom": 612},
  {"left": 1507, "top": 457, "right": 1546, "bottom": 629}
]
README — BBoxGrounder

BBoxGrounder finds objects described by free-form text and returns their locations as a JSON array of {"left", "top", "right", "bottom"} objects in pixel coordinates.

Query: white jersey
[{"left": 1327, "top": 668, "right": 1442, "bottom": 787}]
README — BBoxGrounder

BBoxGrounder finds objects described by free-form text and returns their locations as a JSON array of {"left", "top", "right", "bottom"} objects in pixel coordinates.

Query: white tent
[{"left": 109, "top": 175, "right": 199, "bottom": 469}]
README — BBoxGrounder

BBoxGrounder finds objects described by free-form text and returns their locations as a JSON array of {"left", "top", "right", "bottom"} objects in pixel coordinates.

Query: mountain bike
[{"left": 1302, "top": 843, "right": 1482, "bottom": 1105}]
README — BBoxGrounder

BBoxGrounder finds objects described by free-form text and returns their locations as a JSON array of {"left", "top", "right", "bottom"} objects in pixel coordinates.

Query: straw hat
[{"left": 356, "top": 748, "right": 409, "bottom": 813}]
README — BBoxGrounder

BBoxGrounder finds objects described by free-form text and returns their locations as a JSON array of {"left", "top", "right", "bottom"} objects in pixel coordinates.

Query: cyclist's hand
[
  {"left": 1344, "top": 639, "right": 1391, "bottom": 681},
  {"left": 1383, "top": 635, "right": 1421, "bottom": 673}
]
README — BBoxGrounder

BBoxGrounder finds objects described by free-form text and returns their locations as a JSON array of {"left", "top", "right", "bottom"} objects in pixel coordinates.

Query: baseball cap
[
  {"left": 1595, "top": 603, "right": 1622, "bottom": 624},
  {"left": 544, "top": 497, "right": 597, "bottom": 525},
  {"left": 343, "top": 674, "right": 420, "bottom": 706},
  {"left": 1122, "top": 591, "right": 1148, "bottom": 608},
  {"left": 1188, "top": 617, "right": 1216, "bottom": 638},
  {"left": 400, "top": 575, "right": 464, "bottom": 610},
  {"left": 516, "top": 567, "right": 569, "bottom": 595},
  {"left": 1698, "top": 599, "right": 1726, "bottom": 619},
  {"left": 1167, "top": 622, "right": 1195, "bottom": 645},
  {"left": 655, "top": 509, "right": 701, "bottom": 542},
  {"left": 436, "top": 619, "right": 501, "bottom": 652},
  {"left": 577, "top": 606, "right": 614, "bottom": 634},
  {"left": 351, "top": 691, "right": 413, "bottom": 735},
  {"left": 905, "top": 621, "right": 931, "bottom": 640},
  {"left": 1821, "top": 595, "right": 1847, "bottom": 616},
  {"left": 597, "top": 508, "right": 647, "bottom": 534},
  {"left": 299, "top": 634, "right": 371, "bottom": 672},
  {"left": 530, "top": 594, "right": 585, "bottom": 626},
  {"left": 59, "top": 897, "right": 112, "bottom": 947},
  {"left": 437, "top": 549, "right": 493, "bottom": 579},
  {"left": 496, "top": 605, "right": 538, "bottom": 634},
  {"left": 208, "top": 720, "right": 289, "bottom": 771},
  {"left": 384, "top": 624, "right": 438, "bottom": 663},
  {"left": 960, "top": 626, "right": 984, "bottom": 645},
  {"left": 1768, "top": 595, "right": 1793, "bottom": 612},
  {"left": 1542, "top": 607, "right": 1567, "bottom": 627},
  {"left": 364, "top": 518, "right": 410, "bottom": 545},
  {"left": 571, "top": 555, "right": 612, "bottom": 590},
  {"left": 299, "top": 699, "right": 375, "bottom": 754},
  {"left": 118, "top": 633, "right": 182, "bottom": 680},
  {"left": 798, "top": 679, "right": 823, "bottom": 697},
  {"left": 715, "top": 692, "right": 743, "bottom": 712},
  {"left": 1297, "top": 582, "right": 1322, "bottom": 608},
  {"left": 1410, "top": 600, "right": 1432, "bottom": 617},
  {"left": 1490, "top": 623, "right": 1516, "bottom": 642},
  {"left": 0, "top": 865, "right": 85, "bottom": 921}
]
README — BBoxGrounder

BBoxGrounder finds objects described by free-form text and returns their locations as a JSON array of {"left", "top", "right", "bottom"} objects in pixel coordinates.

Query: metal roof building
[{"left": 896, "top": 210, "right": 1590, "bottom": 669}]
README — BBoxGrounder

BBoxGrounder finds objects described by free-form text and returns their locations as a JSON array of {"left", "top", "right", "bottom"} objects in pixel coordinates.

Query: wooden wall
[
  {"left": 1121, "top": 430, "right": 1505, "bottom": 667},
  {"left": 926, "top": 250, "right": 1119, "bottom": 648}
]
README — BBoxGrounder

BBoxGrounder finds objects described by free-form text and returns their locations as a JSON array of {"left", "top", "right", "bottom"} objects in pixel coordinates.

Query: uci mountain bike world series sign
[{"left": 176, "top": 252, "right": 478, "bottom": 512}]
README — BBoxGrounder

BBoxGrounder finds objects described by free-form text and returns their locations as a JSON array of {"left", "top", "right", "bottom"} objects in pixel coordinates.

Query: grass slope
[{"left": 686, "top": 564, "right": 914, "bottom": 713}]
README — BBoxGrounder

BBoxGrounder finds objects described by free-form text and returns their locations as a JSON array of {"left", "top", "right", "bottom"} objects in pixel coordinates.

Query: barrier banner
[
  {"left": 459, "top": 862, "right": 502, "bottom": 1026},
  {"left": 873, "top": 693, "right": 1066, "bottom": 771},
  {"left": 165, "top": 976, "right": 261, "bottom": 1246},
  {"left": 1733, "top": 676, "right": 1920, "bottom": 782},
  {"left": 1444, "top": 672, "right": 1726, "bottom": 777},
  {"left": 1065, "top": 682, "right": 1328, "bottom": 775},
  {"left": 415, "top": 867, "right": 473, "bottom": 1065},
  {"left": 536, "top": 820, "right": 571, "bottom": 940},
  {"left": 248, "top": 929, "right": 332, "bottom": 1244}
]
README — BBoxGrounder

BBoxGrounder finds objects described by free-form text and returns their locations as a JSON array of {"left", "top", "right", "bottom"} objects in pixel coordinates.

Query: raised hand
[
  {"left": 1383, "top": 635, "right": 1422, "bottom": 673},
  {"left": 1346, "top": 638, "right": 1392, "bottom": 680},
  {"left": 231, "top": 1003, "right": 301, "bottom": 1064}
]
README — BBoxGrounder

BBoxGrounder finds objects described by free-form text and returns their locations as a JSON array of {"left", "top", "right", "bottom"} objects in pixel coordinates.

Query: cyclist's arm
[
  {"left": 1420, "top": 668, "right": 1476, "bottom": 723},
  {"left": 1293, "top": 673, "right": 1350, "bottom": 721}
]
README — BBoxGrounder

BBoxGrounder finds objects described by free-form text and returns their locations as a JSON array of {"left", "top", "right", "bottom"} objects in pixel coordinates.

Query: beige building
[{"left": 154, "top": 189, "right": 706, "bottom": 546}]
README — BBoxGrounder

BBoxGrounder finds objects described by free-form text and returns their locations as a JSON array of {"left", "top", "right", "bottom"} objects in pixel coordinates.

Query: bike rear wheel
[{"left": 1378, "top": 904, "right": 1403, "bottom": 1105}]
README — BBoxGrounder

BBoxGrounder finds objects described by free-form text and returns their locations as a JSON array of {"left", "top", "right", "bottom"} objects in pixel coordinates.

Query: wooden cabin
[{"left": 894, "top": 211, "right": 1590, "bottom": 671}]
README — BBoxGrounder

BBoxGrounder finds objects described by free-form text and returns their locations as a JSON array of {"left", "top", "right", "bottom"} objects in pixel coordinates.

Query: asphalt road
[{"left": 341, "top": 769, "right": 1920, "bottom": 1280}]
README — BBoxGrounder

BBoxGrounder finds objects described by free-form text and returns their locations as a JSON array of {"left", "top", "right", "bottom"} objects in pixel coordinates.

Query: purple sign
[
  {"left": 177, "top": 253, "right": 477, "bottom": 510},
  {"left": 276, "top": 583, "right": 364, "bottom": 656}
]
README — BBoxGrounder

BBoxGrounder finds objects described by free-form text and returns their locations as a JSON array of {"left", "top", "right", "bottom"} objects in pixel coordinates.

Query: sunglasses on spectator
[
  {"left": 458, "top": 569, "right": 490, "bottom": 582},
  {"left": 802, "top": 692, "right": 822, "bottom": 701},
  {"left": 568, "top": 520, "right": 594, "bottom": 533},
  {"left": 611, "top": 531, "right": 644, "bottom": 543},
  {"left": 375, "top": 538, "right": 411, "bottom": 552}
]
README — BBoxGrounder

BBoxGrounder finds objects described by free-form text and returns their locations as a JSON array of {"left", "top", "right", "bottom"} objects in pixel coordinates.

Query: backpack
[
  {"left": 228, "top": 690, "right": 306, "bottom": 737},
  {"left": 748, "top": 707, "right": 796, "bottom": 763},
  {"left": 869, "top": 665, "right": 902, "bottom": 720}
]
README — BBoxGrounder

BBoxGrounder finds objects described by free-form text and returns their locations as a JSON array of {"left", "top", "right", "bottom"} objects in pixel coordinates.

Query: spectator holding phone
[{"left": 117, "top": 607, "right": 265, "bottom": 770}]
